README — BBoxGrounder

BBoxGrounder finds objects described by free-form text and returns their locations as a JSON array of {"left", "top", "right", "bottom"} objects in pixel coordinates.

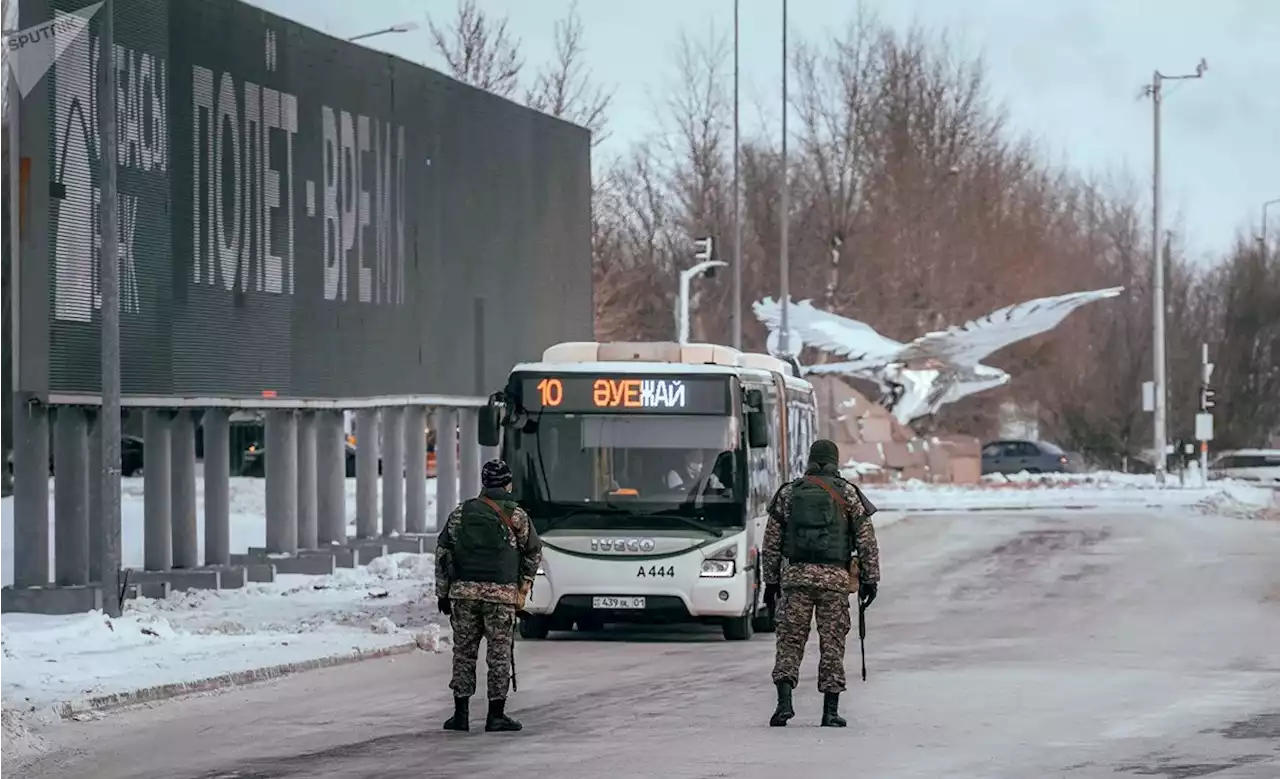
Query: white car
[{"left": 1208, "top": 449, "right": 1280, "bottom": 486}]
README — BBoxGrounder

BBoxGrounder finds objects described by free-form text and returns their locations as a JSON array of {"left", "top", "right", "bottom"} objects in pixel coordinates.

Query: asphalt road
[{"left": 11, "top": 509, "right": 1280, "bottom": 779}]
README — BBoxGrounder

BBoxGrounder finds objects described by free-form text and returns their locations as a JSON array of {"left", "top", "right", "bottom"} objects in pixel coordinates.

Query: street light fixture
[
  {"left": 1143, "top": 58, "right": 1207, "bottom": 487},
  {"left": 1261, "top": 198, "right": 1280, "bottom": 250},
  {"left": 348, "top": 21, "right": 419, "bottom": 42}
]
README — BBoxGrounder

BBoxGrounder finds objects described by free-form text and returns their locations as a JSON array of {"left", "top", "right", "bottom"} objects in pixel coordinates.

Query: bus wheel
[
  {"left": 519, "top": 615, "right": 551, "bottom": 640},
  {"left": 723, "top": 613, "right": 754, "bottom": 641},
  {"left": 752, "top": 611, "right": 776, "bottom": 634}
]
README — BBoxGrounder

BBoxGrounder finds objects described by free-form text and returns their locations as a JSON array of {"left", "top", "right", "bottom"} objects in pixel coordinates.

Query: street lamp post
[
  {"left": 1262, "top": 198, "right": 1280, "bottom": 250},
  {"left": 731, "top": 0, "right": 742, "bottom": 350},
  {"left": 348, "top": 21, "right": 418, "bottom": 42},
  {"left": 778, "top": 0, "right": 790, "bottom": 357},
  {"left": 678, "top": 260, "right": 728, "bottom": 345},
  {"left": 1144, "top": 59, "right": 1207, "bottom": 486}
]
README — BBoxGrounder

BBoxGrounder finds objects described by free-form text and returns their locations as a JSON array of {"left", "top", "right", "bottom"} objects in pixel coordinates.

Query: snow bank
[
  {"left": 852, "top": 469, "right": 1278, "bottom": 513},
  {"left": 1, "top": 553, "right": 444, "bottom": 718}
]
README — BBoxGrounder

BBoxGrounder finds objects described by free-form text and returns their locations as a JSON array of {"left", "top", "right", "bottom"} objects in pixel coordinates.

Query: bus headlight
[
  {"left": 700, "top": 559, "right": 735, "bottom": 578},
  {"left": 700, "top": 543, "right": 738, "bottom": 578}
]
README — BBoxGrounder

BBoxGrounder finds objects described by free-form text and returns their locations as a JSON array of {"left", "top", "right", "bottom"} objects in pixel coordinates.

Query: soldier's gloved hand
[
  {"left": 859, "top": 581, "right": 877, "bottom": 609},
  {"left": 764, "top": 582, "right": 781, "bottom": 611},
  {"left": 437, "top": 596, "right": 451, "bottom": 616}
]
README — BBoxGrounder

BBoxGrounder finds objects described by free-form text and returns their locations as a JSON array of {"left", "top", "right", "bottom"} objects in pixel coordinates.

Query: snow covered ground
[
  {"left": 2, "top": 552, "right": 446, "bottom": 723},
  {"left": 2, "top": 469, "right": 1274, "bottom": 736},
  {"left": 2, "top": 476, "right": 445, "bottom": 729}
]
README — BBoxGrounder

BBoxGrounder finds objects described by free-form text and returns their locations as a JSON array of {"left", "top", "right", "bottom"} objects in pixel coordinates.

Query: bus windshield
[{"left": 506, "top": 413, "right": 746, "bottom": 532}]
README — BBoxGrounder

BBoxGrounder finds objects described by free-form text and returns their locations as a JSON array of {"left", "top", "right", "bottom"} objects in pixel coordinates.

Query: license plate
[{"left": 592, "top": 596, "right": 646, "bottom": 609}]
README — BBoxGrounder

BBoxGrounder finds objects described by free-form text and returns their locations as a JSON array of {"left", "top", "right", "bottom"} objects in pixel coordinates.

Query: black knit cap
[
  {"left": 808, "top": 439, "right": 840, "bottom": 467},
  {"left": 481, "top": 459, "right": 513, "bottom": 488}
]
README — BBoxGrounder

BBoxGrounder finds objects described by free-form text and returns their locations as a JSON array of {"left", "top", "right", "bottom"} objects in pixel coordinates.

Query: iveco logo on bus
[{"left": 590, "top": 538, "right": 657, "bottom": 553}]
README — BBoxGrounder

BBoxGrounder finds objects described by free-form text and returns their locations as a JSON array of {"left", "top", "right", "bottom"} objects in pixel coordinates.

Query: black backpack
[{"left": 782, "top": 475, "right": 852, "bottom": 567}]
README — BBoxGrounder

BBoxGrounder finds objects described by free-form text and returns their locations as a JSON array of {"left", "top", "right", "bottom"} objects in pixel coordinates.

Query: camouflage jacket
[
  {"left": 435, "top": 490, "right": 543, "bottom": 606},
  {"left": 762, "top": 464, "right": 881, "bottom": 591}
]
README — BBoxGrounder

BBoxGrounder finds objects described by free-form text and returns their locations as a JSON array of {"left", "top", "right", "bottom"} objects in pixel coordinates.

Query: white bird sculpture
[{"left": 754, "top": 287, "right": 1125, "bottom": 425}]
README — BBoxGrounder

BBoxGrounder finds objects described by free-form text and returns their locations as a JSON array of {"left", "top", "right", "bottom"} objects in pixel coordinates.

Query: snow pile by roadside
[
  {"left": 852, "top": 470, "right": 1277, "bottom": 513},
  {"left": 1189, "top": 489, "right": 1280, "bottom": 521},
  {"left": 0, "top": 553, "right": 446, "bottom": 720}
]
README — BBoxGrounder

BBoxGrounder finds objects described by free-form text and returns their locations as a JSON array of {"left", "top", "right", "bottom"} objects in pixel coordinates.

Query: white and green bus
[{"left": 476, "top": 341, "right": 817, "bottom": 641}]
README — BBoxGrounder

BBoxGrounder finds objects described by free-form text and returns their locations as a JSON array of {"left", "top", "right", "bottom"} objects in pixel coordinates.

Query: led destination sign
[{"left": 518, "top": 375, "right": 731, "bottom": 415}]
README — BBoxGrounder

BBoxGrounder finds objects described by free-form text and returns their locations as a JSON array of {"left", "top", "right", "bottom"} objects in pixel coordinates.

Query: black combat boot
[
  {"left": 443, "top": 696, "right": 470, "bottom": 731},
  {"left": 820, "top": 692, "right": 847, "bottom": 727},
  {"left": 769, "top": 680, "right": 795, "bottom": 727},
  {"left": 485, "top": 698, "right": 523, "bottom": 732}
]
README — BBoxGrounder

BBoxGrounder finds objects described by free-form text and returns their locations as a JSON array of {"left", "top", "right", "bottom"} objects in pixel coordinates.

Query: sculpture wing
[
  {"left": 753, "top": 297, "right": 905, "bottom": 364},
  {"left": 895, "top": 287, "right": 1125, "bottom": 366}
]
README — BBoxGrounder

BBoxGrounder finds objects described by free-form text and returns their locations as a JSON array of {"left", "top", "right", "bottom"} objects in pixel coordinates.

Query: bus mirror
[
  {"left": 744, "top": 388, "right": 764, "bottom": 410},
  {"left": 478, "top": 405, "right": 502, "bottom": 447},
  {"left": 747, "top": 410, "right": 770, "bottom": 449}
]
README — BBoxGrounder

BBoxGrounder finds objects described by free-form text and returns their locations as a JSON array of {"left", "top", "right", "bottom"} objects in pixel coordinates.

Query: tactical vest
[
  {"left": 452, "top": 496, "right": 520, "bottom": 585},
  {"left": 782, "top": 475, "right": 852, "bottom": 567}
]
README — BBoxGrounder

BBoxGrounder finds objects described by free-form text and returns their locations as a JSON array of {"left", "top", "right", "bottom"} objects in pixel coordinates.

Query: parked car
[
  {"left": 41, "top": 434, "right": 145, "bottom": 477},
  {"left": 1208, "top": 449, "right": 1280, "bottom": 486},
  {"left": 239, "top": 441, "right": 363, "bottom": 478},
  {"left": 981, "top": 439, "right": 1079, "bottom": 475}
]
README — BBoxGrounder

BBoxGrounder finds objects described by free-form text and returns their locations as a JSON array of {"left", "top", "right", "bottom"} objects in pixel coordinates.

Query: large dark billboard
[{"left": 16, "top": 0, "right": 592, "bottom": 401}]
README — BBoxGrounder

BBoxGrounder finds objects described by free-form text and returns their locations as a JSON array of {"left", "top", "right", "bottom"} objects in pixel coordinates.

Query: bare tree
[
  {"left": 525, "top": 0, "right": 613, "bottom": 144},
  {"left": 427, "top": 0, "right": 523, "bottom": 97},
  {"left": 790, "top": 13, "right": 880, "bottom": 316}
]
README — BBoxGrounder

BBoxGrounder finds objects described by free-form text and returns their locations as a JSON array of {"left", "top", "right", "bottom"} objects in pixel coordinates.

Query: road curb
[{"left": 54, "top": 641, "right": 421, "bottom": 720}]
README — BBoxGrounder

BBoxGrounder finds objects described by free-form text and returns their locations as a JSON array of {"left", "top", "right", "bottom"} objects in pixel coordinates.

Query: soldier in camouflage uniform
[
  {"left": 762, "top": 439, "right": 880, "bottom": 728},
  {"left": 435, "top": 459, "right": 542, "bottom": 733}
]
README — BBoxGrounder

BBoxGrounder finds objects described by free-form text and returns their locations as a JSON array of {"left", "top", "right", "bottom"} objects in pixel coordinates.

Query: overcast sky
[{"left": 250, "top": 0, "right": 1280, "bottom": 261}]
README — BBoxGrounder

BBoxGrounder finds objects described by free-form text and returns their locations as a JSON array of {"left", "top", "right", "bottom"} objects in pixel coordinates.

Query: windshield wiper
[
  {"left": 639, "top": 510, "right": 723, "bottom": 538},
  {"left": 538, "top": 504, "right": 634, "bottom": 532}
]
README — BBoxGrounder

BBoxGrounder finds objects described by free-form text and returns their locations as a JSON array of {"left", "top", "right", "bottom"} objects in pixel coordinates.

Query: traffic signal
[
  {"left": 694, "top": 237, "right": 714, "bottom": 262},
  {"left": 1200, "top": 385, "right": 1215, "bottom": 410}
]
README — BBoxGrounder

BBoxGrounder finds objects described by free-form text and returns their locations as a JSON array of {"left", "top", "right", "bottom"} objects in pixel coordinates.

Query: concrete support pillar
[
  {"left": 53, "top": 406, "right": 90, "bottom": 586},
  {"left": 355, "top": 409, "right": 380, "bottom": 539},
  {"left": 143, "top": 410, "right": 173, "bottom": 571},
  {"left": 381, "top": 407, "right": 405, "bottom": 537},
  {"left": 264, "top": 410, "right": 298, "bottom": 555},
  {"left": 434, "top": 407, "right": 459, "bottom": 532},
  {"left": 12, "top": 400, "right": 51, "bottom": 587},
  {"left": 459, "top": 408, "right": 481, "bottom": 499},
  {"left": 203, "top": 409, "right": 231, "bottom": 566},
  {"left": 317, "top": 410, "right": 346, "bottom": 545},
  {"left": 88, "top": 411, "right": 104, "bottom": 582},
  {"left": 404, "top": 406, "right": 428, "bottom": 533},
  {"left": 170, "top": 410, "right": 199, "bottom": 569},
  {"left": 296, "top": 412, "right": 318, "bottom": 550}
]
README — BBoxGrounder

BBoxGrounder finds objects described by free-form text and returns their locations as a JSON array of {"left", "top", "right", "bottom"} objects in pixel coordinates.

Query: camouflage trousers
[
  {"left": 771, "top": 586, "right": 852, "bottom": 694},
  {"left": 449, "top": 599, "right": 516, "bottom": 700}
]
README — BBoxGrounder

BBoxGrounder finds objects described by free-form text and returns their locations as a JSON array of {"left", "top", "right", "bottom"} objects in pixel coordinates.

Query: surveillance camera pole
[{"left": 1145, "top": 59, "right": 1206, "bottom": 486}]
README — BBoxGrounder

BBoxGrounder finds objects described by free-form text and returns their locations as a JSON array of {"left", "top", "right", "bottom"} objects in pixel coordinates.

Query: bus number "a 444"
[{"left": 637, "top": 565, "right": 675, "bottom": 578}]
